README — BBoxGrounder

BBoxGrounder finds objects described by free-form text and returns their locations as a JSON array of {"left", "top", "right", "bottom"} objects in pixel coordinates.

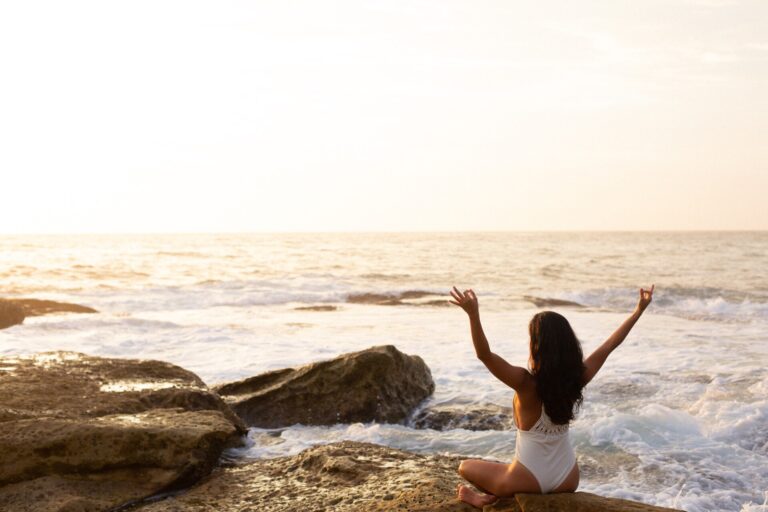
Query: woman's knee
[
  {"left": 458, "top": 459, "right": 476, "bottom": 479},
  {"left": 458, "top": 460, "right": 468, "bottom": 478}
]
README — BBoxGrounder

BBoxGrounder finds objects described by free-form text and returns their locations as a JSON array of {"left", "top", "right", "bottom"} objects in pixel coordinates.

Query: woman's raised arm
[
  {"left": 583, "top": 285, "right": 654, "bottom": 384},
  {"left": 450, "top": 287, "right": 531, "bottom": 391}
]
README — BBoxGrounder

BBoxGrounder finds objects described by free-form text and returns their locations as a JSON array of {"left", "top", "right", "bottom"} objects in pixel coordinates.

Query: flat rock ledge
[
  {"left": 0, "top": 352, "right": 246, "bottom": 512},
  {"left": 0, "top": 298, "right": 98, "bottom": 329},
  {"left": 214, "top": 345, "right": 435, "bottom": 428},
  {"left": 131, "top": 441, "right": 682, "bottom": 512}
]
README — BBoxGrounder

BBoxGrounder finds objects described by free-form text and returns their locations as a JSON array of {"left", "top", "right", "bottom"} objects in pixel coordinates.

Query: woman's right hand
[
  {"left": 450, "top": 286, "right": 479, "bottom": 316},
  {"left": 635, "top": 284, "right": 655, "bottom": 313}
]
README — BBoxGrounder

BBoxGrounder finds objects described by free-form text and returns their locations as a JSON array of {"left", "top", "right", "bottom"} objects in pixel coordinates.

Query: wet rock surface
[
  {"left": 0, "top": 352, "right": 246, "bottom": 512},
  {"left": 132, "top": 441, "right": 682, "bottom": 512},
  {"left": 411, "top": 403, "right": 515, "bottom": 431},
  {"left": 0, "top": 298, "right": 97, "bottom": 329},
  {"left": 214, "top": 345, "right": 435, "bottom": 428}
]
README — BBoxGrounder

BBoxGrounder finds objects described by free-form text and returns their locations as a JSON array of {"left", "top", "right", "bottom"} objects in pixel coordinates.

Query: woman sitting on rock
[{"left": 449, "top": 285, "right": 654, "bottom": 508}]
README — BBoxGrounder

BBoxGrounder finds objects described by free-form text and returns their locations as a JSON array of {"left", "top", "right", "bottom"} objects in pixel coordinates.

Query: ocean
[{"left": 1, "top": 232, "right": 766, "bottom": 511}]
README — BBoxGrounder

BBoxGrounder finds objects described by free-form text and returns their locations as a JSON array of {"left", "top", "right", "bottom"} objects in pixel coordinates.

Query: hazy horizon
[{"left": 2, "top": 229, "right": 768, "bottom": 236}]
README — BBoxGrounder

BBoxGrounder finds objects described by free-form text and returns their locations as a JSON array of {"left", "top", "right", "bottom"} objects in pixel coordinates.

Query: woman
[{"left": 449, "top": 285, "right": 654, "bottom": 508}]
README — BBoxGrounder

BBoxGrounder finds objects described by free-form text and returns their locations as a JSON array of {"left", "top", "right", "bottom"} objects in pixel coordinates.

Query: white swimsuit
[{"left": 513, "top": 404, "right": 576, "bottom": 493}]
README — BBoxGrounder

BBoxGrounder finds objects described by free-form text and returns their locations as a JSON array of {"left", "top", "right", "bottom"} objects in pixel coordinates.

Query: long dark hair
[{"left": 529, "top": 311, "right": 586, "bottom": 425}]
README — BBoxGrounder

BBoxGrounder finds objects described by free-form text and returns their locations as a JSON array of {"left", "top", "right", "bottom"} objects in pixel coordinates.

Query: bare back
[{"left": 512, "top": 372, "right": 543, "bottom": 431}]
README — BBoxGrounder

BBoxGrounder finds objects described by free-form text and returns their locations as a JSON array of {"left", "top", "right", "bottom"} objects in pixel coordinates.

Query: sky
[{"left": 1, "top": 0, "right": 766, "bottom": 233}]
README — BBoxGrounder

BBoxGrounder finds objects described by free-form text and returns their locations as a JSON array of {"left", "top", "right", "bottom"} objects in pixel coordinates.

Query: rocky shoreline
[
  {"left": 0, "top": 346, "right": 683, "bottom": 512},
  {"left": 128, "top": 441, "right": 681, "bottom": 512}
]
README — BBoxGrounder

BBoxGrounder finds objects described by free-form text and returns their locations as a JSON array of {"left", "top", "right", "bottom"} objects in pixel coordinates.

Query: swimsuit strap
[
  {"left": 513, "top": 403, "right": 570, "bottom": 435},
  {"left": 529, "top": 405, "right": 569, "bottom": 435}
]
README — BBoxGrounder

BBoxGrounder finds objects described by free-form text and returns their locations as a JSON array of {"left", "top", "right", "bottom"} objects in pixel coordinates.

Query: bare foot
[{"left": 457, "top": 484, "right": 498, "bottom": 509}]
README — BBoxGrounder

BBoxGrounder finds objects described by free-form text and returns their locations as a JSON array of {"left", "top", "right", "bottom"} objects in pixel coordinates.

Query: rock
[
  {"left": 131, "top": 441, "right": 683, "bottom": 512},
  {"left": 132, "top": 441, "right": 475, "bottom": 512},
  {"left": 0, "top": 298, "right": 98, "bottom": 330},
  {"left": 347, "top": 292, "right": 404, "bottom": 305},
  {"left": 411, "top": 404, "right": 514, "bottom": 431},
  {"left": 0, "top": 300, "right": 25, "bottom": 330},
  {"left": 0, "top": 352, "right": 246, "bottom": 512},
  {"left": 488, "top": 492, "right": 682, "bottom": 511},
  {"left": 9, "top": 298, "right": 98, "bottom": 316},
  {"left": 416, "top": 299, "right": 452, "bottom": 307},
  {"left": 522, "top": 296, "right": 585, "bottom": 308},
  {"left": 346, "top": 290, "right": 444, "bottom": 306},
  {"left": 294, "top": 305, "right": 338, "bottom": 311},
  {"left": 214, "top": 345, "right": 435, "bottom": 428}
]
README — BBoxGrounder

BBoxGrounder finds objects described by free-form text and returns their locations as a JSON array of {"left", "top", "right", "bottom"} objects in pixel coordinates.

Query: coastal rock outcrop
[
  {"left": 0, "top": 298, "right": 98, "bottom": 329},
  {"left": 132, "top": 441, "right": 683, "bottom": 512},
  {"left": 411, "top": 403, "right": 514, "bottom": 431},
  {"left": 214, "top": 345, "right": 435, "bottom": 427},
  {"left": 0, "top": 352, "right": 246, "bottom": 512}
]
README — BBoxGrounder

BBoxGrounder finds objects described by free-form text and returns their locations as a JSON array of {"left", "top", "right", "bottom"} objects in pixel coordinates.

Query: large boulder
[
  {"left": 132, "top": 441, "right": 683, "bottom": 512},
  {"left": 0, "top": 352, "right": 246, "bottom": 512},
  {"left": 0, "top": 298, "right": 97, "bottom": 330},
  {"left": 214, "top": 345, "right": 435, "bottom": 427}
]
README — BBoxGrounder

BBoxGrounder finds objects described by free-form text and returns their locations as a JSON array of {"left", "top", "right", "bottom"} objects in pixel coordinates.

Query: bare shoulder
[{"left": 516, "top": 369, "right": 537, "bottom": 395}]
